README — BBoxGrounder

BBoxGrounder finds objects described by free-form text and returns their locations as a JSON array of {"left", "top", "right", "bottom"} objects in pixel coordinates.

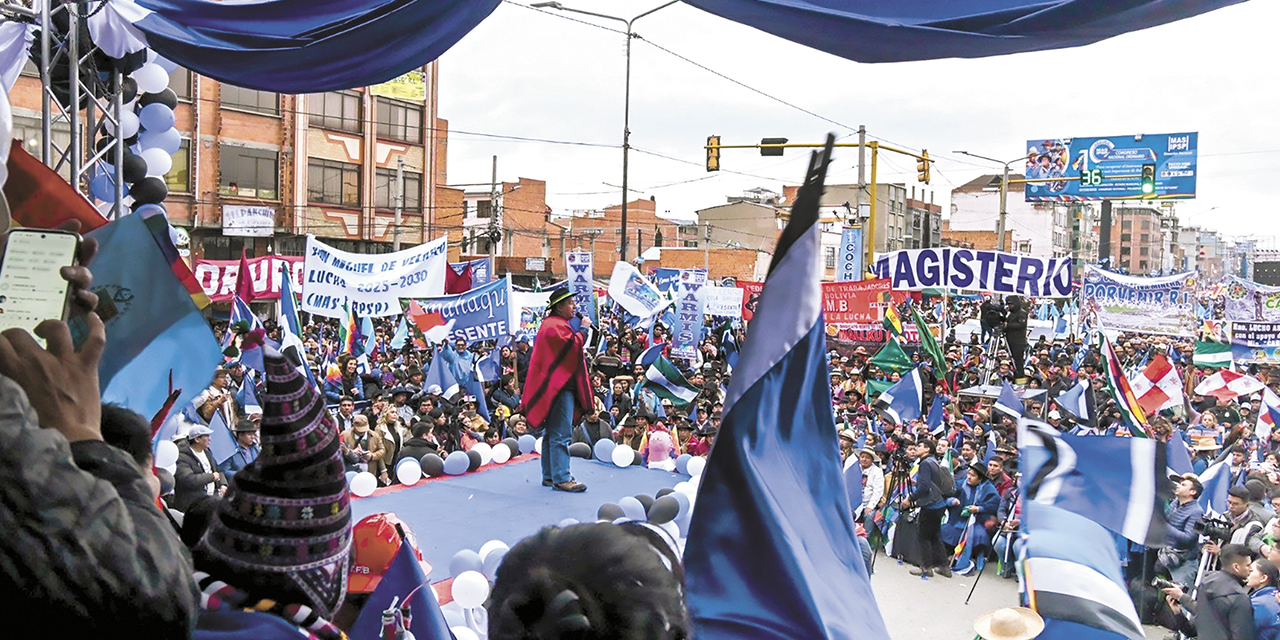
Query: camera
[
  {"left": 1151, "top": 577, "right": 1184, "bottom": 591},
  {"left": 1194, "top": 514, "right": 1233, "bottom": 542}
]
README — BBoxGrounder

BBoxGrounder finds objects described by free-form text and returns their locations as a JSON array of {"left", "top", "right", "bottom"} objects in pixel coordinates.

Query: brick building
[
  {"left": 559, "top": 198, "right": 698, "bottom": 278},
  {"left": 941, "top": 221, "right": 1019, "bottom": 251},
  {"left": 642, "top": 247, "right": 770, "bottom": 282},
  {"left": 12, "top": 61, "right": 448, "bottom": 260},
  {"left": 433, "top": 177, "right": 553, "bottom": 262}
]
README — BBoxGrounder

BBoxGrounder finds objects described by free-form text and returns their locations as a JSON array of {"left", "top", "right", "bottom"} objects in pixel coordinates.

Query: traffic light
[
  {"left": 706, "top": 135, "right": 720, "bottom": 172},
  {"left": 916, "top": 149, "right": 931, "bottom": 184},
  {"left": 760, "top": 137, "right": 788, "bottom": 157},
  {"left": 1140, "top": 163, "right": 1156, "bottom": 196}
]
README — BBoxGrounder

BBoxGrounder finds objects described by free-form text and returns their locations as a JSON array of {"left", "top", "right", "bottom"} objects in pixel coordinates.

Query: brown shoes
[{"left": 553, "top": 480, "right": 587, "bottom": 493}]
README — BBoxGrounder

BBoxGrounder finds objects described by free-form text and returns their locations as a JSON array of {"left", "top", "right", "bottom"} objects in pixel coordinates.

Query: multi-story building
[
  {"left": 559, "top": 198, "right": 696, "bottom": 278},
  {"left": 12, "top": 61, "right": 448, "bottom": 261},
  {"left": 433, "top": 177, "right": 553, "bottom": 261},
  {"left": 949, "top": 174, "right": 1072, "bottom": 258},
  {"left": 1096, "top": 206, "right": 1166, "bottom": 275}
]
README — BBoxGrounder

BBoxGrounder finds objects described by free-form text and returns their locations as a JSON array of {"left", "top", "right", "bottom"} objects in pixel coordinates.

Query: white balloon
[
  {"left": 479, "top": 539, "right": 509, "bottom": 561},
  {"left": 349, "top": 471, "right": 378, "bottom": 497},
  {"left": 491, "top": 443, "right": 512, "bottom": 464},
  {"left": 534, "top": 437, "right": 542, "bottom": 455},
  {"left": 154, "top": 440, "right": 179, "bottom": 468},
  {"left": 470, "top": 442, "right": 493, "bottom": 466},
  {"left": 132, "top": 63, "right": 169, "bottom": 95},
  {"left": 451, "top": 571, "right": 490, "bottom": 609},
  {"left": 687, "top": 456, "right": 707, "bottom": 478},
  {"left": 450, "top": 627, "right": 480, "bottom": 640},
  {"left": 140, "top": 147, "right": 172, "bottom": 177},
  {"left": 396, "top": 459, "right": 422, "bottom": 486},
  {"left": 110, "top": 110, "right": 140, "bottom": 139},
  {"left": 611, "top": 443, "right": 635, "bottom": 468}
]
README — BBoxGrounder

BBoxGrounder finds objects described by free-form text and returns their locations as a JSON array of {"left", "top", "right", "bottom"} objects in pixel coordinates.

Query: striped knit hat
[{"left": 195, "top": 351, "right": 352, "bottom": 618}]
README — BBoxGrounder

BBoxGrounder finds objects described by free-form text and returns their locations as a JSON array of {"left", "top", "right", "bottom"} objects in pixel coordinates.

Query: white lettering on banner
[
  {"left": 193, "top": 256, "right": 305, "bottom": 302},
  {"left": 874, "top": 248, "right": 1074, "bottom": 297},
  {"left": 302, "top": 234, "right": 448, "bottom": 318},
  {"left": 566, "top": 251, "right": 596, "bottom": 322},
  {"left": 671, "top": 269, "right": 707, "bottom": 359}
]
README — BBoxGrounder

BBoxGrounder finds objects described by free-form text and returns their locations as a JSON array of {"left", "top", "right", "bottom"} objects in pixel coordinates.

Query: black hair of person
[
  {"left": 100, "top": 403, "right": 154, "bottom": 467},
  {"left": 489, "top": 522, "right": 689, "bottom": 640}
]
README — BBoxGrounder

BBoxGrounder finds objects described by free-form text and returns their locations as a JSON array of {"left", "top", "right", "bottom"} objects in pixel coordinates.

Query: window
[
  {"left": 169, "top": 67, "right": 192, "bottom": 101},
  {"left": 309, "top": 91, "right": 362, "bottom": 133},
  {"left": 165, "top": 139, "right": 192, "bottom": 193},
  {"left": 476, "top": 200, "right": 492, "bottom": 219},
  {"left": 374, "top": 168, "right": 421, "bottom": 210},
  {"left": 376, "top": 99, "right": 423, "bottom": 142},
  {"left": 1121, "top": 220, "right": 1132, "bottom": 230},
  {"left": 825, "top": 246, "right": 836, "bottom": 269},
  {"left": 221, "top": 84, "right": 279, "bottom": 115},
  {"left": 678, "top": 224, "right": 699, "bottom": 235},
  {"left": 219, "top": 146, "right": 278, "bottom": 199},
  {"left": 1140, "top": 247, "right": 1149, "bottom": 256},
  {"left": 1120, "top": 234, "right": 1132, "bottom": 242},
  {"left": 307, "top": 159, "right": 361, "bottom": 206},
  {"left": 201, "top": 235, "right": 251, "bottom": 261},
  {"left": 1140, "top": 234, "right": 1150, "bottom": 243},
  {"left": 683, "top": 240, "right": 698, "bottom": 248}
]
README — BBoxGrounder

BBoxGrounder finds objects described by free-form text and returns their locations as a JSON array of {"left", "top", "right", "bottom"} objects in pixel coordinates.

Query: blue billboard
[{"left": 1023, "top": 132, "right": 1197, "bottom": 202}]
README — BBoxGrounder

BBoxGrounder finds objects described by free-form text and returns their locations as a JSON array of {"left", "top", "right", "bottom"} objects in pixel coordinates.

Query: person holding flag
[{"left": 521, "top": 287, "right": 593, "bottom": 493}]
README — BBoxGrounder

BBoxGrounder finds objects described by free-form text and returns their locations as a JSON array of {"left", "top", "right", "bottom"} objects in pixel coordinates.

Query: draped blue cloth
[
  {"left": 131, "top": 0, "right": 500, "bottom": 92},
  {"left": 681, "top": 0, "right": 1245, "bottom": 62}
]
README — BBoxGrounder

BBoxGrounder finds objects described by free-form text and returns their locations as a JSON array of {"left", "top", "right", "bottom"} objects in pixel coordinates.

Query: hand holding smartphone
[{"left": 0, "top": 229, "right": 81, "bottom": 344}]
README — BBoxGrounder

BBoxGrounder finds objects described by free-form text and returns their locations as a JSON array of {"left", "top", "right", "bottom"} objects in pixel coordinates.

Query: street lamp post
[
  {"left": 955, "top": 151, "right": 1026, "bottom": 252},
  {"left": 532, "top": 0, "right": 677, "bottom": 262}
]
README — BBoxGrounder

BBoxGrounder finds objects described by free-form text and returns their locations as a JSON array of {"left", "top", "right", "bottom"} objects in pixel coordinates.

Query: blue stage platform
[{"left": 352, "top": 455, "right": 686, "bottom": 580}]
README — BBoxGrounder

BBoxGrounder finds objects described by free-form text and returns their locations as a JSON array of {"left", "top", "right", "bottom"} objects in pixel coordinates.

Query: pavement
[{"left": 870, "top": 552, "right": 1019, "bottom": 640}]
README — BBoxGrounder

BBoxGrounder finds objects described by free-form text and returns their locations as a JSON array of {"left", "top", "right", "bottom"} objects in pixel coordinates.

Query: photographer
[
  {"left": 1208, "top": 487, "right": 1270, "bottom": 558},
  {"left": 980, "top": 298, "right": 1005, "bottom": 344},
  {"left": 1004, "top": 296, "right": 1030, "bottom": 382},
  {"left": 1160, "top": 473, "right": 1207, "bottom": 585},
  {"left": 1164, "top": 544, "right": 1258, "bottom": 640}
]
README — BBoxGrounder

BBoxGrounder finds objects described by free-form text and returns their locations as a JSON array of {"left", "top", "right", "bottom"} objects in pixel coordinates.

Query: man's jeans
[{"left": 541, "top": 390, "right": 574, "bottom": 485}]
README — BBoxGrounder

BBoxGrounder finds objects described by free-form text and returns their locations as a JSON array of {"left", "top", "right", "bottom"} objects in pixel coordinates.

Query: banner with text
[
  {"left": 565, "top": 251, "right": 596, "bottom": 323},
  {"left": 513, "top": 290, "right": 552, "bottom": 342},
  {"left": 651, "top": 267, "right": 681, "bottom": 293},
  {"left": 608, "top": 261, "right": 667, "bottom": 320},
  {"left": 822, "top": 278, "right": 908, "bottom": 324},
  {"left": 1225, "top": 277, "right": 1280, "bottom": 323},
  {"left": 671, "top": 269, "right": 708, "bottom": 359},
  {"left": 826, "top": 323, "right": 932, "bottom": 346},
  {"left": 194, "top": 255, "right": 303, "bottom": 303},
  {"left": 302, "top": 235, "right": 448, "bottom": 318},
  {"left": 409, "top": 277, "right": 517, "bottom": 345},
  {"left": 1079, "top": 266, "right": 1195, "bottom": 336},
  {"left": 452, "top": 257, "right": 492, "bottom": 285},
  {"left": 836, "top": 226, "right": 864, "bottom": 282},
  {"left": 873, "top": 248, "right": 1074, "bottom": 297},
  {"left": 1230, "top": 322, "right": 1280, "bottom": 348},
  {"left": 704, "top": 285, "right": 744, "bottom": 319},
  {"left": 738, "top": 280, "right": 764, "bottom": 321}
]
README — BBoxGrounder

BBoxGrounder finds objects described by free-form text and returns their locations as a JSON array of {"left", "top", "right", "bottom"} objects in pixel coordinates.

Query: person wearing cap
[
  {"left": 195, "top": 368, "right": 236, "bottom": 425},
  {"left": 1160, "top": 473, "right": 1206, "bottom": 585},
  {"left": 520, "top": 287, "right": 593, "bottom": 493},
  {"left": 973, "top": 607, "right": 1043, "bottom": 640},
  {"left": 174, "top": 425, "right": 226, "bottom": 510},
  {"left": 218, "top": 420, "right": 260, "bottom": 478},
  {"left": 856, "top": 447, "right": 885, "bottom": 523},
  {"left": 838, "top": 428, "right": 857, "bottom": 468}
]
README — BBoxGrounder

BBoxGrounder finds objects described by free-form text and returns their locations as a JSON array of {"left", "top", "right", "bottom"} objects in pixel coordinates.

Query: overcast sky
[{"left": 437, "top": 0, "right": 1275, "bottom": 244}]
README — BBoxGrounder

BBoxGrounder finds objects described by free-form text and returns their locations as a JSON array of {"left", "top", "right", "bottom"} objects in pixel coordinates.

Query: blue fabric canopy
[
  {"left": 680, "top": 0, "right": 1246, "bottom": 62},
  {"left": 130, "top": 0, "right": 500, "bottom": 93}
]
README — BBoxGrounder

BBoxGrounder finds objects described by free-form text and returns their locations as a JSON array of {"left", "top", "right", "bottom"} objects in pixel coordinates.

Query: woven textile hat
[{"left": 195, "top": 351, "right": 352, "bottom": 619}]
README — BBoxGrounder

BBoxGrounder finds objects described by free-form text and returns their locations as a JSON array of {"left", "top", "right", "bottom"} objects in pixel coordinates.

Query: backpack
[{"left": 937, "top": 464, "right": 957, "bottom": 497}]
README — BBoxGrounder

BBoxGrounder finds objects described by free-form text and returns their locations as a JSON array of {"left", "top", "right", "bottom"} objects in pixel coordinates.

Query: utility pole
[
  {"left": 704, "top": 222, "right": 710, "bottom": 271},
  {"left": 489, "top": 155, "right": 499, "bottom": 261},
  {"left": 856, "top": 124, "right": 866, "bottom": 209},
  {"left": 997, "top": 163, "right": 1009, "bottom": 251},
  {"left": 393, "top": 157, "right": 404, "bottom": 251}
]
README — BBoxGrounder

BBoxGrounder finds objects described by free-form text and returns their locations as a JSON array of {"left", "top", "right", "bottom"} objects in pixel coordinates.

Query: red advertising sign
[
  {"left": 738, "top": 280, "right": 764, "bottom": 321},
  {"left": 193, "top": 255, "right": 305, "bottom": 303},
  {"left": 821, "top": 278, "right": 907, "bottom": 324}
]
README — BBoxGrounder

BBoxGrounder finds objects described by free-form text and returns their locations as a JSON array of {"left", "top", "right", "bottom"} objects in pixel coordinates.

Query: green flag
[
  {"left": 1193, "top": 341, "right": 1233, "bottom": 369},
  {"left": 869, "top": 337, "right": 913, "bottom": 374},
  {"left": 911, "top": 304, "right": 947, "bottom": 377}
]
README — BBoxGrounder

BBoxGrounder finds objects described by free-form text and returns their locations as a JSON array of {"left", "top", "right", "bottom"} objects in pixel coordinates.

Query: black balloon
[
  {"left": 96, "top": 135, "right": 116, "bottom": 154},
  {"left": 121, "top": 152, "right": 147, "bottom": 184},
  {"left": 420, "top": 453, "right": 445, "bottom": 477},
  {"left": 634, "top": 494, "right": 655, "bottom": 512},
  {"left": 655, "top": 487, "right": 676, "bottom": 498},
  {"left": 597, "top": 503, "right": 625, "bottom": 522},
  {"left": 466, "top": 449, "right": 483, "bottom": 472},
  {"left": 647, "top": 495, "right": 680, "bottom": 525},
  {"left": 501, "top": 438, "right": 520, "bottom": 458},
  {"left": 632, "top": 451, "right": 643, "bottom": 466},
  {"left": 568, "top": 442, "right": 592, "bottom": 459},
  {"left": 130, "top": 177, "right": 168, "bottom": 205},
  {"left": 121, "top": 77, "right": 138, "bottom": 105},
  {"left": 156, "top": 468, "right": 175, "bottom": 496},
  {"left": 139, "top": 88, "right": 179, "bottom": 110}
]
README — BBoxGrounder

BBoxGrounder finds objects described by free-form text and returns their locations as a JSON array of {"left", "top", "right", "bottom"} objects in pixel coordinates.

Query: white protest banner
[
  {"left": 704, "top": 285, "right": 744, "bottom": 318},
  {"left": 513, "top": 290, "right": 552, "bottom": 341},
  {"left": 608, "top": 261, "right": 667, "bottom": 319},
  {"left": 1079, "top": 266, "right": 1196, "bottom": 337},
  {"left": 566, "top": 251, "right": 596, "bottom": 322},
  {"left": 302, "top": 235, "right": 448, "bottom": 318},
  {"left": 872, "top": 248, "right": 1073, "bottom": 297}
]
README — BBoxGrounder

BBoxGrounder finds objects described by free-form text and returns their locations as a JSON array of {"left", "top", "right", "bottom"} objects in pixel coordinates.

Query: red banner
[
  {"left": 193, "top": 255, "right": 304, "bottom": 303},
  {"left": 738, "top": 280, "right": 764, "bottom": 321},
  {"left": 821, "top": 278, "right": 907, "bottom": 324},
  {"left": 826, "top": 323, "right": 934, "bottom": 345}
]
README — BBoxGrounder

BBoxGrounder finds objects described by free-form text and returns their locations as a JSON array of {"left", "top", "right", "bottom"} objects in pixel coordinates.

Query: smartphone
[{"left": 0, "top": 228, "right": 80, "bottom": 341}]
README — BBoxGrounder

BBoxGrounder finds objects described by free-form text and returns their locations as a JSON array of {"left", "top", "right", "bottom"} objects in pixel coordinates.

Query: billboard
[{"left": 1023, "top": 132, "right": 1197, "bottom": 202}]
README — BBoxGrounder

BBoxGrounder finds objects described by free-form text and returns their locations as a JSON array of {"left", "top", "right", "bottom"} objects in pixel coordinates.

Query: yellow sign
[{"left": 371, "top": 70, "right": 426, "bottom": 102}]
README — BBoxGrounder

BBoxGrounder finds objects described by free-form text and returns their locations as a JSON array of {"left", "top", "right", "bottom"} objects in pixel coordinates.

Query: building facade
[{"left": 949, "top": 174, "right": 1072, "bottom": 258}]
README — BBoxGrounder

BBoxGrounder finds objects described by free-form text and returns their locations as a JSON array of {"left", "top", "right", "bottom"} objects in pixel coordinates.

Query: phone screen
[{"left": 0, "top": 230, "right": 79, "bottom": 340}]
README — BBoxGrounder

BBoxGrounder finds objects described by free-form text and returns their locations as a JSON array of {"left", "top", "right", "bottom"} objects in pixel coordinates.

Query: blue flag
[
  {"left": 235, "top": 372, "right": 261, "bottom": 415},
  {"left": 278, "top": 265, "right": 317, "bottom": 389},
  {"left": 207, "top": 410, "right": 238, "bottom": 466},
  {"left": 230, "top": 296, "right": 264, "bottom": 373},
  {"left": 463, "top": 376, "right": 491, "bottom": 423},
  {"left": 1167, "top": 428, "right": 1193, "bottom": 476},
  {"left": 87, "top": 213, "right": 222, "bottom": 421},
  {"left": 685, "top": 139, "right": 889, "bottom": 639},
  {"left": 1054, "top": 379, "right": 1096, "bottom": 428},
  {"left": 1198, "top": 457, "right": 1234, "bottom": 516},
  {"left": 389, "top": 315, "right": 409, "bottom": 350},
  {"left": 994, "top": 381, "right": 1025, "bottom": 418},
  {"left": 926, "top": 393, "right": 945, "bottom": 435},
  {"left": 423, "top": 347, "right": 459, "bottom": 398},
  {"left": 873, "top": 367, "right": 924, "bottom": 425},
  {"left": 350, "top": 541, "right": 453, "bottom": 640},
  {"left": 473, "top": 346, "right": 502, "bottom": 384}
]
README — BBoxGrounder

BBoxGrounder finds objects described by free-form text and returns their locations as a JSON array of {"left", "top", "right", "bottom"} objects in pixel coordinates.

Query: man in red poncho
[{"left": 521, "top": 287, "right": 593, "bottom": 492}]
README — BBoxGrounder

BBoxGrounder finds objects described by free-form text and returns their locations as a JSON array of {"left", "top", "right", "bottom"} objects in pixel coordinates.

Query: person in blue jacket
[
  {"left": 942, "top": 463, "right": 1000, "bottom": 573},
  {"left": 1247, "top": 558, "right": 1280, "bottom": 640}
]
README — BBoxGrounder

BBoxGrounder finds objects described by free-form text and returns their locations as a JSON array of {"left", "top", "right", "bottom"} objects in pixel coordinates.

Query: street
[{"left": 871, "top": 553, "right": 1019, "bottom": 640}]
